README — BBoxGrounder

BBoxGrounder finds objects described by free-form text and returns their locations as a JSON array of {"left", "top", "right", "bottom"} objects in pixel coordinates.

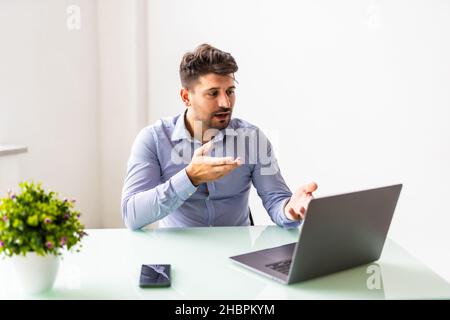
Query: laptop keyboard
[{"left": 265, "top": 259, "right": 292, "bottom": 275}]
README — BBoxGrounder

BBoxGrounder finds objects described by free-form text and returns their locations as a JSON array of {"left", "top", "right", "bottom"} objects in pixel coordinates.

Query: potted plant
[{"left": 0, "top": 181, "right": 87, "bottom": 294}]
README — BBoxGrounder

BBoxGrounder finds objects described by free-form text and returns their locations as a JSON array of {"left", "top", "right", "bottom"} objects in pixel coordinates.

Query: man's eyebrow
[{"left": 203, "top": 86, "right": 236, "bottom": 92}]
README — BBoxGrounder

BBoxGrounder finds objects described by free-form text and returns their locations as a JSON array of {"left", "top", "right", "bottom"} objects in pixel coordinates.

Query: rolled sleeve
[
  {"left": 171, "top": 168, "right": 198, "bottom": 201},
  {"left": 277, "top": 198, "right": 302, "bottom": 229}
]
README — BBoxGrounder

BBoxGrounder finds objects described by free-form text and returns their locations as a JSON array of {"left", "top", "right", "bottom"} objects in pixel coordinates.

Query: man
[{"left": 121, "top": 43, "right": 317, "bottom": 230}]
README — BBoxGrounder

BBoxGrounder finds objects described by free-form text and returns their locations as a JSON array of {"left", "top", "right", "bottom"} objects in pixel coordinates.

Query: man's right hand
[{"left": 185, "top": 140, "right": 241, "bottom": 186}]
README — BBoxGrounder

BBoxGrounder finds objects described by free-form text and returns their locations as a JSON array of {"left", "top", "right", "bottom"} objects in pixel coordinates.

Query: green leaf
[{"left": 26, "top": 215, "right": 39, "bottom": 227}]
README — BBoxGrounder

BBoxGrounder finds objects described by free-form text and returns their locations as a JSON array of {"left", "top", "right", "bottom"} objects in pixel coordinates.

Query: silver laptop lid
[{"left": 287, "top": 184, "right": 402, "bottom": 283}]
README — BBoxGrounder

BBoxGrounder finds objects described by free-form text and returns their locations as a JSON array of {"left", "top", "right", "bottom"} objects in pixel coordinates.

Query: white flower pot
[{"left": 12, "top": 252, "right": 60, "bottom": 295}]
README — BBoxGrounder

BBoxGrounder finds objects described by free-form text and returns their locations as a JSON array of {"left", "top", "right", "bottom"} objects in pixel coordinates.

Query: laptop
[{"left": 230, "top": 184, "right": 402, "bottom": 284}]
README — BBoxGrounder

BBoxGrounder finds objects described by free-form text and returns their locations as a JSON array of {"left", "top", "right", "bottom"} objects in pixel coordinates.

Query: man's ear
[{"left": 180, "top": 88, "right": 191, "bottom": 107}]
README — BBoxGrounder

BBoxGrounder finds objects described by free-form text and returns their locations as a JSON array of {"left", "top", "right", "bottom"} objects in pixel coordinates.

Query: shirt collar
[
  {"left": 171, "top": 110, "right": 238, "bottom": 142},
  {"left": 171, "top": 110, "right": 192, "bottom": 142}
]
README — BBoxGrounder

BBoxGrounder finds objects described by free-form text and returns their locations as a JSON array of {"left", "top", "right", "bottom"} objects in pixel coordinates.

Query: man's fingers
[
  {"left": 202, "top": 140, "right": 214, "bottom": 155},
  {"left": 289, "top": 207, "right": 302, "bottom": 221},
  {"left": 288, "top": 207, "right": 297, "bottom": 218},
  {"left": 297, "top": 182, "right": 318, "bottom": 194},
  {"left": 214, "top": 162, "right": 241, "bottom": 175},
  {"left": 194, "top": 140, "right": 214, "bottom": 157},
  {"left": 201, "top": 156, "right": 241, "bottom": 166},
  {"left": 305, "top": 182, "right": 318, "bottom": 193},
  {"left": 211, "top": 157, "right": 237, "bottom": 166},
  {"left": 286, "top": 190, "right": 314, "bottom": 221}
]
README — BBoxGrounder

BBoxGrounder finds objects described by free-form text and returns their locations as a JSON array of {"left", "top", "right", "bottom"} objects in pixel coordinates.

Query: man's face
[{"left": 182, "top": 73, "right": 236, "bottom": 132}]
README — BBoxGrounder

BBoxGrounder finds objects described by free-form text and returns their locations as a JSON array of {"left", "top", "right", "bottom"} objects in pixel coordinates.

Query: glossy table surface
[{"left": 1, "top": 226, "right": 450, "bottom": 299}]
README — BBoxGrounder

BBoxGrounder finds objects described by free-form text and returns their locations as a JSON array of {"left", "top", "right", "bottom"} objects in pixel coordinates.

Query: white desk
[
  {"left": 1, "top": 226, "right": 449, "bottom": 299},
  {"left": 0, "top": 145, "right": 27, "bottom": 157}
]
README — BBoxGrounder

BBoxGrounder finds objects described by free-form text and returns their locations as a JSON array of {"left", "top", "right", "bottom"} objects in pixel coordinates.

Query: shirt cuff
[
  {"left": 279, "top": 197, "right": 302, "bottom": 228},
  {"left": 171, "top": 168, "right": 198, "bottom": 201}
]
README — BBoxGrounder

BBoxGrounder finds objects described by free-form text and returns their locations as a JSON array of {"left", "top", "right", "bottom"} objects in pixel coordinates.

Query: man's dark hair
[{"left": 179, "top": 43, "right": 238, "bottom": 89}]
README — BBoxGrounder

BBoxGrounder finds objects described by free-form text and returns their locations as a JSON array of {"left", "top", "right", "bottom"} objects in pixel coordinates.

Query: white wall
[
  {"left": 97, "top": 0, "right": 149, "bottom": 228},
  {"left": 0, "top": 154, "right": 23, "bottom": 195},
  {"left": 0, "top": 1, "right": 147, "bottom": 229},
  {"left": 0, "top": 0, "right": 101, "bottom": 227},
  {"left": 146, "top": 0, "right": 450, "bottom": 281}
]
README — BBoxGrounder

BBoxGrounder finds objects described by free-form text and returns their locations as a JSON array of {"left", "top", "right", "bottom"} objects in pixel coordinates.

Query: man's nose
[{"left": 218, "top": 92, "right": 231, "bottom": 108}]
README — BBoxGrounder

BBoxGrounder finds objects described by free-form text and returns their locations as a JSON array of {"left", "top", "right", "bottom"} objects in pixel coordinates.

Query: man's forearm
[{"left": 121, "top": 169, "right": 197, "bottom": 230}]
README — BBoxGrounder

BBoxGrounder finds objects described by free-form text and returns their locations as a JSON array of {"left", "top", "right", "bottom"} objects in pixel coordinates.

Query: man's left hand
[{"left": 284, "top": 182, "right": 318, "bottom": 221}]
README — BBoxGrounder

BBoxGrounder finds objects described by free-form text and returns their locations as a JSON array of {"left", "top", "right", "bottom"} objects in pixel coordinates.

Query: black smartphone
[{"left": 139, "top": 264, "right": 171, "bottom": 288}]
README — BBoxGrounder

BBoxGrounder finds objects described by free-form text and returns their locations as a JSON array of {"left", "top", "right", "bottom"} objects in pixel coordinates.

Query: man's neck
[{"left": 184, "top": 109, "right": 208, "bottom": 144}]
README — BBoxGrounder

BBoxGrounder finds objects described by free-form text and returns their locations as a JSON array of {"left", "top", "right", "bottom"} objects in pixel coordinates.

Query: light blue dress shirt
[{"left": 121, "top": 112, "right": 300, "bottom": 230}]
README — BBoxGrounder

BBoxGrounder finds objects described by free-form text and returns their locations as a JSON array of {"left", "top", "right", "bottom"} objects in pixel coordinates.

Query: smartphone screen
[{"left": 139, "top": 264, "right": 171, "bottom": 288}]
